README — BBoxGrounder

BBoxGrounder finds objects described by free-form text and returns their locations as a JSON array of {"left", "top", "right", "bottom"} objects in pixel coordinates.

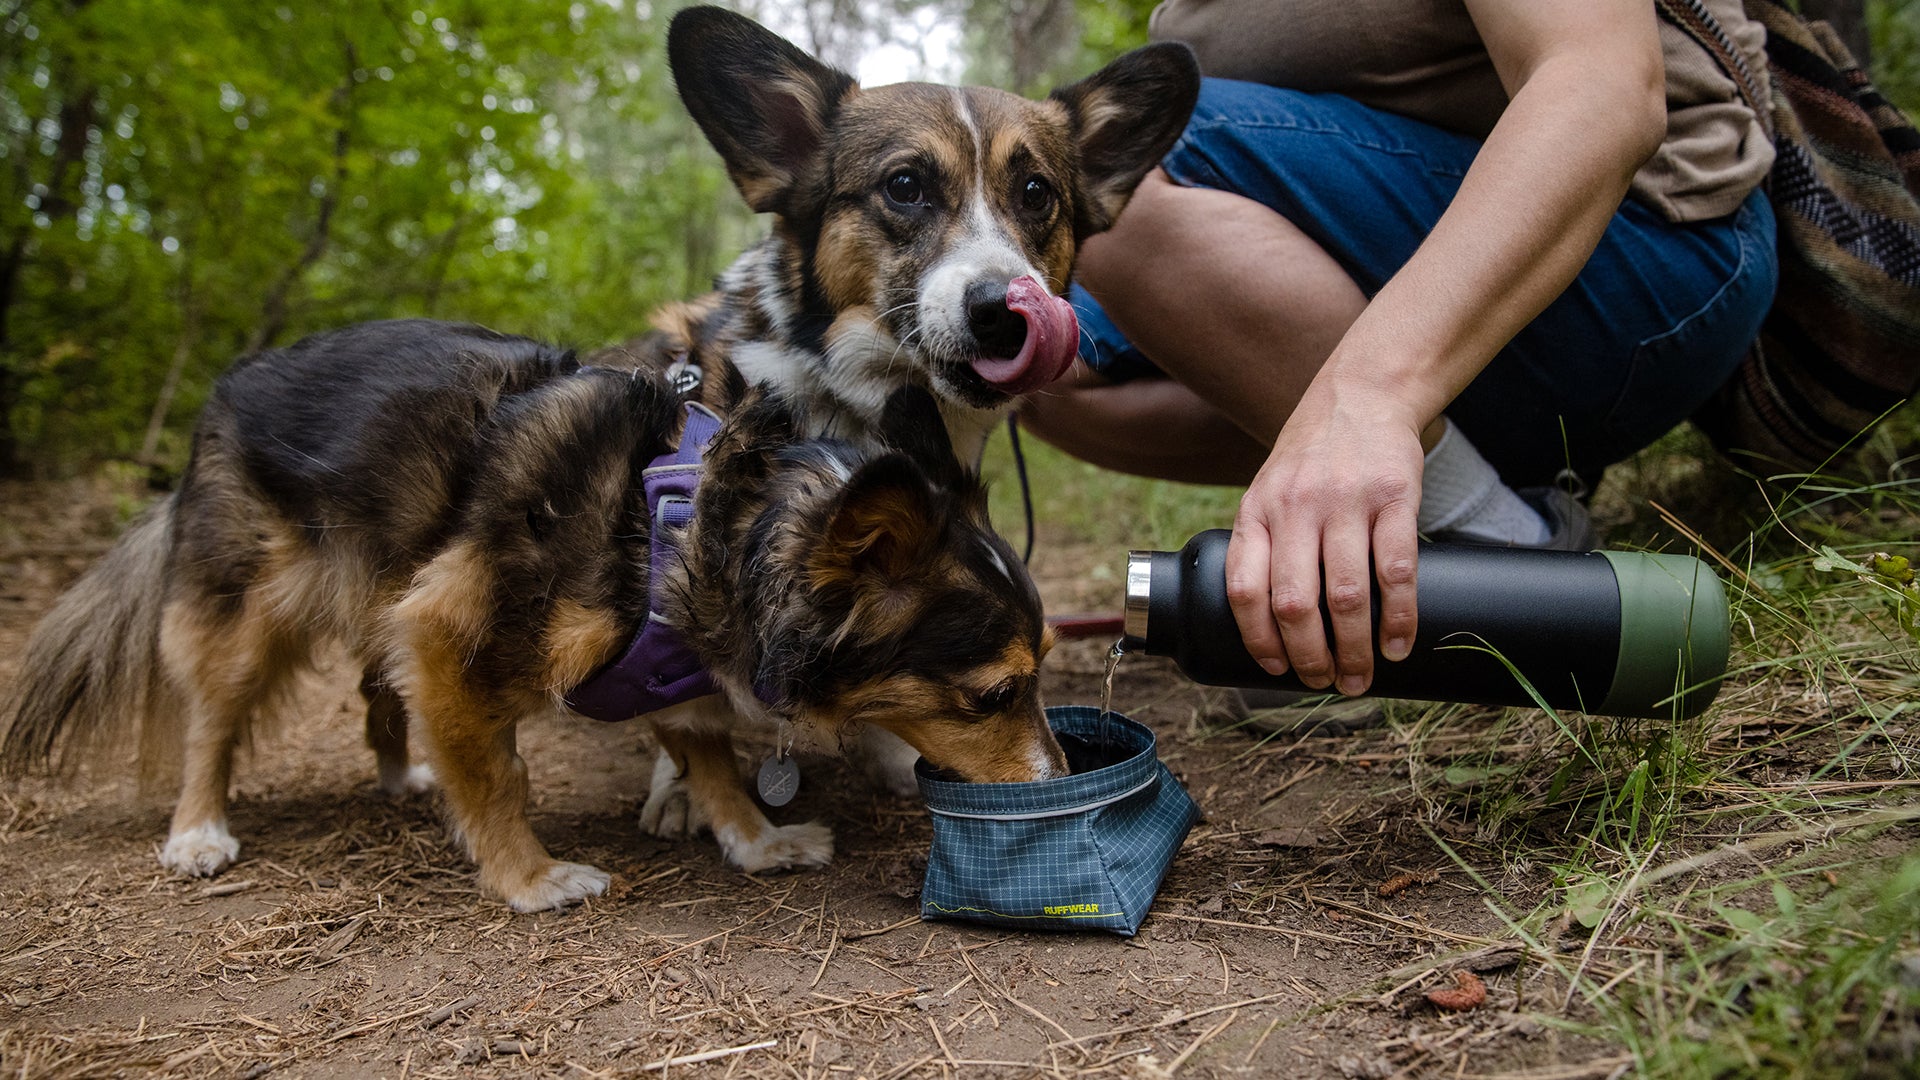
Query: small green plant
[
  {"left": 1627, "top": 849, "right": 1920, "bottom": 1078},
  {"left": 1841, "top": 549, "right": 1920, "bottom": 644}
]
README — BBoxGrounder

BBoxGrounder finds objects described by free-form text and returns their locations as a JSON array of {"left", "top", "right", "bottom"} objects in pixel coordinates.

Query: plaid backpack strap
[
  {"left": 1654, "top": 0, "right": 1774, "bottom": 140},
  {"left": 1680, "top": 0, "right": 1920, "bottom": 470}
]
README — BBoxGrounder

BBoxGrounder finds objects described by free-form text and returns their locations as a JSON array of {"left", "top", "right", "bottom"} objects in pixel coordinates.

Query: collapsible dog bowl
[{"left": 916, "top": 706, "right": 1200, "bottom": 937}]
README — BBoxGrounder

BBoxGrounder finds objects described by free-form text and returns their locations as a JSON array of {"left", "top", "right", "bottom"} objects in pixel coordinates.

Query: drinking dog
[
  {"left": 1, "top": 320, "right": 1065, "bottom": 911},
  {"left": 626, "top": 6, "right": 1197, "bottom": 788}
]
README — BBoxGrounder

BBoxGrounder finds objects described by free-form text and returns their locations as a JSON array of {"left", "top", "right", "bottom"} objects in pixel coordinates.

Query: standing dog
[{"left": 1, "top": 320, "right": 1066, "bottom": 911}]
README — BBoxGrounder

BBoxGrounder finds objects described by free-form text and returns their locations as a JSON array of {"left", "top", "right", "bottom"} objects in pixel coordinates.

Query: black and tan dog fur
[
  {"left": 626, "top": 6, "right": 1200, "bottom": 461},
  {"left": 612, "top": 8, "right": 1197, "bottom": 795},
  {"left": 1, "top": 320, "right": 1065, "bottom": 912}
]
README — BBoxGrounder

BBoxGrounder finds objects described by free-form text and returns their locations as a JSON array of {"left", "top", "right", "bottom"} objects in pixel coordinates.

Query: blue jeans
[{"left": 1073, "top": 78, "right": 1778, "bottom": 486}]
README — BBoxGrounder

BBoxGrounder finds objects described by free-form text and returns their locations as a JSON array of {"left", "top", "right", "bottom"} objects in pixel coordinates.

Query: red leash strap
[{"left": 1045, "top": 614, "right": 1125, "bottom": 639}]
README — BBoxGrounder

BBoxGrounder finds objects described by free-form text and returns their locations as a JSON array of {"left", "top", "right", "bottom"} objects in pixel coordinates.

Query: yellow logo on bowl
[{"left": 1043, "top": 903, "right": 1100, "bottom": 916}]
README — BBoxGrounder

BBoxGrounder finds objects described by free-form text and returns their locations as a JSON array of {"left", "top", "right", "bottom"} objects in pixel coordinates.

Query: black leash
[
  {"left": 1007, "top": 413, "right": 1035, "bottom": 565},
  {"left": 1008, "top": 412, "right": 1130, "bottom": 639}
]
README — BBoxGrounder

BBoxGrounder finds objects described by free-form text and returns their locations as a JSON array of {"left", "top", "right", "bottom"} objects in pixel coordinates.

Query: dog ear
[
  {"left": 877, "top": 386, "right": 965, "bottom": 487},
  {"left": 809, "top": 455, "right": 939, "bottom": 589},
  {"left": 694, "top": 392, "right": 803, "bottom": 538},
  {"left": 669, "top": 5, "right": 858, "bottom": 215},
  {"left": 1049, "top": 42, "right": 1199, "bottom": 234}
]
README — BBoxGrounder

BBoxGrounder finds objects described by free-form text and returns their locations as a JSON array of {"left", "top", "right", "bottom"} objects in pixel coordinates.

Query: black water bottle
[{"left": 1123, "top": 530, "right": 1729, "bottom": 719}]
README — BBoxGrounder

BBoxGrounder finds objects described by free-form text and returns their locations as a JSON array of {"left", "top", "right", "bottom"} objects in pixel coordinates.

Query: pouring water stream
[{"left": 1099, "top": 639, "right": 1127, "bottom": 757}]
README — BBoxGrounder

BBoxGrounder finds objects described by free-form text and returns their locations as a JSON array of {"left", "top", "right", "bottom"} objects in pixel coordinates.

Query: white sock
[{"left": 1418, "top": 420, "right": 1550, "bottom": 545}]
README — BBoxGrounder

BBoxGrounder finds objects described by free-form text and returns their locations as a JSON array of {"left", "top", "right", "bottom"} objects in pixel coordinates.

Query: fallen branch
[
  {"left": 842, "top": 914, "right": 920, "bottom": 941},
  {"left": 422, "top": 996, "right": 482, "bottom": 1030},
  {"left": 1165, "top": 1009, "right": 1238, "bottom": 1075},
  {"left": 636, "top": 1040, "right": 776, "bottom": 1072},
  {"left": 1050, "top": 991, "right": 1289, "bottom": 1050},
  {"left": 1635, "top": 804, "right": 1920, "bottom": 893},
  {"left": 308, "top": 915, "right": 368, "bottom": 966},
  {"left": 1474, "top": 1055, "right": 1635, "bottom": 1080},
  {"left": 0, "top": 543, "right": 116, "bottom": 561},
  {"left": 1153, "top": 911, "right": 1366, "bottom": 947}
]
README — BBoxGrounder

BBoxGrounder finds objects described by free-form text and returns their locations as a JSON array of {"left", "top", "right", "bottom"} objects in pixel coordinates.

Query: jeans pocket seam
[{"left": 1601, "top": 215, "right": 1759, "bottom": 436}]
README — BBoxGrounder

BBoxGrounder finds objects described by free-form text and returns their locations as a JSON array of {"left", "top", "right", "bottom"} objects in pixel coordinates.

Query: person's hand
[{"left": 1224, "top": 378, "right": 1424, "bottom": 696}]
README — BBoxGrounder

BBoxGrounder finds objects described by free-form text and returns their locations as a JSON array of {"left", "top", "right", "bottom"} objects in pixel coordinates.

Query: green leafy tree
[
  {"left": 0, "top": 0, "right": 748, "bottom": 474},
  {"left": 1, "top": 0, "right": 1911, "bottom": 475}
]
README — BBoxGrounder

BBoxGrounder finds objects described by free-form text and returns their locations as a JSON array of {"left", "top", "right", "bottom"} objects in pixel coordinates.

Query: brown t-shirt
[{"left": 1148, "top": 0, "right": 1773, "bottom": 221}]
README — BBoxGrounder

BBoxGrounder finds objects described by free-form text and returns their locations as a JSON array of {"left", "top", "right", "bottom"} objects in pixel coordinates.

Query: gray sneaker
[
  {"left": 1427, "top": 474, "right": 1597, "bottom": 551},
  {"left": 1514, "top": 475, "right": 1597, "bottom": 551}
]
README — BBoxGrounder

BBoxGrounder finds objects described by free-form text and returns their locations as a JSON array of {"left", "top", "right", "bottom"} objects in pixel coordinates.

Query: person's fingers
[
  {"left": 1374, "top": 500, "right": 1420, "bottom": 664},
  {"left": 1225, "top": 518, "right": 1289, "bottom": 676},
  {"left": 1268, "top": 517, "right": 1333, "bottom": 690},
  {"left": 1320, "top": 517, "right": 1375, "bottom": 696}
]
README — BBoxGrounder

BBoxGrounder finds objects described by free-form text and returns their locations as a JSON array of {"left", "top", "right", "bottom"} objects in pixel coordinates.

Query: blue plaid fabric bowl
[{"left": 916, "top": 706, "right": 1200, "bottom": 936}]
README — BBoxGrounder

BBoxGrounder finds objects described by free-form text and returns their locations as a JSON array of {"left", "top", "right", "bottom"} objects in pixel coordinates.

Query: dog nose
[{"left": 964, "top": 281, "right": 1028, "bottom": 356}]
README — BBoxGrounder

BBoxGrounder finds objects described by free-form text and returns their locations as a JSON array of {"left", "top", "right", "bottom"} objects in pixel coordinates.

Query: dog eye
[
  {"left": 1020, "top": 176, "right": 1053, "bottom": 213},
  {"left": 972, "top": 679, "right": 1018, "bottom": 714},
  {"left": 885, "top": 171, "right": 926, "bottom": 207}
]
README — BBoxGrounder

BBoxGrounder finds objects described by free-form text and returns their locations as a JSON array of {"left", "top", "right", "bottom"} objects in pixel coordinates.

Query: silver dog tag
[{"left": 756, "top": 753, "right": 801, "bottom": 807}]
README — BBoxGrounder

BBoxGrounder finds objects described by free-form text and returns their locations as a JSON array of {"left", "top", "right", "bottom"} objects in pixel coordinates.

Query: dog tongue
[{"left": 970, "top": 276, "right": 1079, "bottom": 395}]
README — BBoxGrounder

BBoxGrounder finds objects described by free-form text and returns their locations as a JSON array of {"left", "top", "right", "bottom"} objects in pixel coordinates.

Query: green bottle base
[{"left": 1596, "top": 551, "right": 1730, "bottom": 719}]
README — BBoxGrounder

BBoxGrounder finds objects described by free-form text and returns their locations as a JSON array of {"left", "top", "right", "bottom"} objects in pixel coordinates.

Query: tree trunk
[
  {"left": 0, "top": 232, "right": 28, "bottom": 477},
  {"left": 421, "top": 213, "right": 469, "bottom": 318},
  {"left": 682, "top": 123, "right": 717, "bottom": 295},
  {"left": 0, "top": 71, "right": 98, "bottom": 476},
  {"left": 242, "top": 48, "right": 355, "bottom": 356},
  {"left": 138, "top": 266, "right": 198, "bottom": 471},
  {"left": 1008, "top": 0, "right": 1073, "bottom": 93}
]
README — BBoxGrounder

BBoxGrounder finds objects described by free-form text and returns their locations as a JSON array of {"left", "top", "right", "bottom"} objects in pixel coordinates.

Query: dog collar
[{"left": 564, "top": 403, "right": 726, "bottom": 721}]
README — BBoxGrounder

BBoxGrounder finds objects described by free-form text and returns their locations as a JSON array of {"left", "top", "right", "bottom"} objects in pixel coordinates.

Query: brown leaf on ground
[{"left": 1425, "top": 970, "right": 1488, "bottom": 1012}]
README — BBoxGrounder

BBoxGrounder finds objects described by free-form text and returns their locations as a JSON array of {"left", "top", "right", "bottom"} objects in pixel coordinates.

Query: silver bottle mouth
[{"left": 1124, "top": 551, "right": 1152, "bottom": 643}]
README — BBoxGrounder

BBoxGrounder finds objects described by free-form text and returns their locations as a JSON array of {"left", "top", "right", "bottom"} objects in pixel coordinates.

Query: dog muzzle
[{"left": 967, "top": 276, "right": 1080, "bottom": 396}]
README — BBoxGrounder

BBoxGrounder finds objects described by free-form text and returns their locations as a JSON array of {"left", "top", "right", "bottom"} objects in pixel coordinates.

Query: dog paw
[
  {"left": 501, "top": 861, "right": 611, "bottom": 913},
  {"left": 639, "top": 751, "right": 693, "bottom": 838},
  {"left": 857, "top": 727, "right": 923, "bottom": 799},
  {"left": 378, "top": 761, "right": 437, "bottom": 798},
  {"left": 717, "top": 821, "right": 835, "bottom": 874},
  {"left": 160, "top": 822, "right": 240, "bottom": 878}
]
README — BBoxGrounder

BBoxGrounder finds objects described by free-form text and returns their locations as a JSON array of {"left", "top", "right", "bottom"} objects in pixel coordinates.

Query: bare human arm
[{"left": 1225, "top": 0, "right": 1667, "bottom": 695}]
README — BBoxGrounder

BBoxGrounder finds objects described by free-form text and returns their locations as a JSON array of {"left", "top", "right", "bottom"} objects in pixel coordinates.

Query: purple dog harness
[{"left": 563, "top": 403, "right": 725, "bottom": 721}]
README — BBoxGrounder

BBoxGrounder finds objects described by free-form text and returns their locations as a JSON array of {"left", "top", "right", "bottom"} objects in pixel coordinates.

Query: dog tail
[{"left": 2, "top": 494, "right": 179, "bottom": 782}]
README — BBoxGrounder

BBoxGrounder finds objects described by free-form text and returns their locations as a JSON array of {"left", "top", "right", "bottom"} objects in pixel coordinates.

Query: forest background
[
  {"left": 0, "top": 0, "right": 1167, "bottom": 475},
  {"left": 5, "top": 0, "right": 1910, "bottom": 480}
]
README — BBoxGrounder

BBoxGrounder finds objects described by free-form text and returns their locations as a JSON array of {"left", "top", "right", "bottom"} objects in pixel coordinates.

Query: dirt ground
[{"left": 1, "top": 478, "right": 1628, "bottom": 1079}]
